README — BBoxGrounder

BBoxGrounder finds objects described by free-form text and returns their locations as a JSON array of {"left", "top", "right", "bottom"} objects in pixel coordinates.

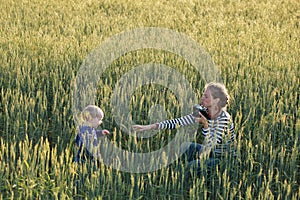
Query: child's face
[{"left": 89, "top": 116, "right": 103, "bottom": 128}]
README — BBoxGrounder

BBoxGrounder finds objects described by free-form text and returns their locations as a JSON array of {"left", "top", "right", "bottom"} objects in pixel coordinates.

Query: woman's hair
[
  {"left": 81, "top": 105, "right": 104, "bottom": 121},
  {"left": 205, "top": 82, "right": 230, "bottom": 109}
]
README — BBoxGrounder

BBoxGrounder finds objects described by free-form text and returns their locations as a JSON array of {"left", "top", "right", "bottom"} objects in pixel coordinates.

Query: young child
[{"left": 74, "top": 105, "right": 110, "bottom": 163}]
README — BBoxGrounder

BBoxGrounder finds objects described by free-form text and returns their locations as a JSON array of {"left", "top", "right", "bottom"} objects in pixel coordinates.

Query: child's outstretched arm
[{"left": 96, "top": 129, "right": 110, "bottom": 136}]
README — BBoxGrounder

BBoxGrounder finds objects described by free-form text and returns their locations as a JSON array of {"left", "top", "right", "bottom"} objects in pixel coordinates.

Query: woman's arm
[
  {"left": 133, "top": 114, "right": 196, "bottom": 132},
  {"left": 132, "top": 124, "right": 158, "bottom": 132},
  {"left": 157, "top": 114, "right": 195, "bottom": 129}
]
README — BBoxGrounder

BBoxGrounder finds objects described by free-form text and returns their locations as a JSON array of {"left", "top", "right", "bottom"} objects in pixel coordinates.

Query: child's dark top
[{"left": 74, "top": 126, "right": 105, "bottom": 162}]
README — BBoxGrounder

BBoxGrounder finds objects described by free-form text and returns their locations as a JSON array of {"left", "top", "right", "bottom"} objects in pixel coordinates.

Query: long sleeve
[
  {"left": 202, "top": 111, "right": 235, "bottom": 156},
  {"left": 157, "top": 114, "right": 196, "bottom": 130}
]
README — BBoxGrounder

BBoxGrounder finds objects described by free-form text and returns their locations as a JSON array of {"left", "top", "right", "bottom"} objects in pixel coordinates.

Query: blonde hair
[
  {"left": 205, "top": 82, "right": 230, "bottom": 109},
  {"left": 81, "top": 105, "right": 104, "bottom": 122}
]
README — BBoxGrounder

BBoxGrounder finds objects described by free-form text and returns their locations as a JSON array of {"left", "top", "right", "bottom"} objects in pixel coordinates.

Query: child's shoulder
[
  {"left": 78, "top": 125, "right": 103, "bottom": 136},
  {"left": 79, "top": 125, "right": 93, "bottom": 133},
  {"left": 79, "top": 126, "right": 92, "bottom": 132}
]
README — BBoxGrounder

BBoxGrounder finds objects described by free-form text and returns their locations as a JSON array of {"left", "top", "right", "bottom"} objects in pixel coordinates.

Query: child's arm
[
  {"left": 96, "top": 129, "right": 110, "bottom": 136},
  {"left": 102, "top": 129, "right": 110, "bottom": 135}
]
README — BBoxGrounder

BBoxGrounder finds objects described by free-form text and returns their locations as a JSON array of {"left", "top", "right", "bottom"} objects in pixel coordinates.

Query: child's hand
[{"left": 102, "top": 129, "right": 110, "bottom": 135}]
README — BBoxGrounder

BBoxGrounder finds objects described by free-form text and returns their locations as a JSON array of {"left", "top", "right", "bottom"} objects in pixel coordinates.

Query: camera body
[{"left": 192, "top": 104, "right": 210, "bottom": 119}]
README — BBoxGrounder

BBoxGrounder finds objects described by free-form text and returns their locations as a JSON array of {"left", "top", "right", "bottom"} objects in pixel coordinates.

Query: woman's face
[
  {"left": 201, "top": 89, "right": 212, "bottom": 107},
  {"left": 201, "top": 89, "right": 219, "bottom": 108}
]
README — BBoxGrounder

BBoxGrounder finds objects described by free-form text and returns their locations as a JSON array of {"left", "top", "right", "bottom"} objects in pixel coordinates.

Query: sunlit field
[{"left": 0, "top": 0, "right": 299, "bottom": 199}]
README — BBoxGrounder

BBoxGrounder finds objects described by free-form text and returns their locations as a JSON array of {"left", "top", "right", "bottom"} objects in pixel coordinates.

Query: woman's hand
[
  {"left": 194, "top": 112, "right": 209, "bottom": 129},
  {"left": 132, "top": 124, "right": 157, "bottom": 132}
]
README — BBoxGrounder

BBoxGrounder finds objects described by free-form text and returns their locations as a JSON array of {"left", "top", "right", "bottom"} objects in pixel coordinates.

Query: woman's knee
[{"left": 180, "top": 142, "right": 194, "bottom": 154}]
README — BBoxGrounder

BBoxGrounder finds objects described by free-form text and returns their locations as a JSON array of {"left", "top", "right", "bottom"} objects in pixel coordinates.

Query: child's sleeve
[
  {"left": 75, "top": 133, "right": 83, "bottom": 146},
  {"left": 74, "top": 131, "right": 84, "bottom": 162},
  {"left": 96, "top": 129, "right": 108, "bottom": 138}
]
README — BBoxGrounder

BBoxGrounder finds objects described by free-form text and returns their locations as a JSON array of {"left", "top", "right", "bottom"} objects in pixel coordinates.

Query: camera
[{"left": 192, "top": 104, "right": 210, "bottom": 119}]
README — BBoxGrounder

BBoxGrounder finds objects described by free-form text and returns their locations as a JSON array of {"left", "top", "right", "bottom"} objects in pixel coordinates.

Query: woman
[{"left": 132, "top": 82, "right": 235, "bottom": 174}]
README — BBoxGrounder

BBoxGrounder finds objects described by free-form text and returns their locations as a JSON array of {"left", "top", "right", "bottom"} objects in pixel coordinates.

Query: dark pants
[{"left": 180, "top": 142, "right": 220, "bottom": 178}]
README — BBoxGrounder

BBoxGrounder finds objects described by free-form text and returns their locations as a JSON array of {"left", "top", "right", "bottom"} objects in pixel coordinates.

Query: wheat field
[{"left": 0, "top": 0, "right": 299, "bottom": 199}]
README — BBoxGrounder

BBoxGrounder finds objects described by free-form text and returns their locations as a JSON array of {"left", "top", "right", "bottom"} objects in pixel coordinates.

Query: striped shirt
[{"left": 157, "top": 110, "right": 235, "bottom": 157}]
